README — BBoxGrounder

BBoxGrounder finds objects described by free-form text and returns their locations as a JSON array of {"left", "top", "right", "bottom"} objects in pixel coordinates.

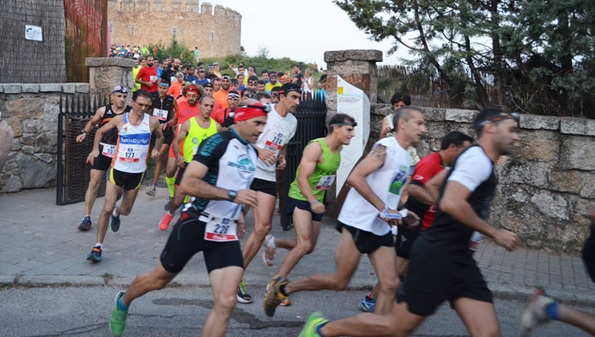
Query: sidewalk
[{"left": 0, "top": 187, "right": 593, "bottom": 305}]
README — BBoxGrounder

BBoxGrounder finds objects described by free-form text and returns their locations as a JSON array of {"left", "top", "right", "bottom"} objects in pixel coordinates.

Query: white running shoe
[
  {"left": 519, "top": 289, "right": 554, "bottom": 337},
  {"left": 262, "top": 235, "right": 276, "bottom": 267}
]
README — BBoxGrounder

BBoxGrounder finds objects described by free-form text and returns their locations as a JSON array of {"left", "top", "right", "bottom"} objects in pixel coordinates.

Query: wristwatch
[
  {"left": 81, "top": 130, "right": 87, "bottom": 135},
  {"left": 227, "top": 189, "right": 237, "bottom": 202}
]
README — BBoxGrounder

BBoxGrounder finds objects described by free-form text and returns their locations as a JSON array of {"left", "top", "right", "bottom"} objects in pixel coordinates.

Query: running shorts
[
  {"left": 286, "top": 197, "right": 324, "bottom": 222},
  {"left": 108, "top": 167, "right": 144, "bottom": 191},
  {"left": 336, "top": 221, "right": 394, "bottom": 254},
  {"left": 250, "top": 178, "right": 277, "bottom": 197},
  {"left": 160, "top": 211, "right": 243, "bottom": 274},
  {"left": 91, "top": 153, "right": 112, "bottom": 171}
]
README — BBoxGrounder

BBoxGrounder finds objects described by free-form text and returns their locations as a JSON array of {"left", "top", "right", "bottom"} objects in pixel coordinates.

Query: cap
[
  {"left": 203, "top": 82, "right": 214, "bottom": 88},
  {"left": 111, "top": 85, "right": 128, "bottom": 94},
  {"left": 279, "top": 83, "right": 302, "bottom": 96},
  {"left": 213, "top": 62, "right": 220, "bottom": 66},
  {"left": 158, "top": 82, "right": 169, "bottom": 88}
]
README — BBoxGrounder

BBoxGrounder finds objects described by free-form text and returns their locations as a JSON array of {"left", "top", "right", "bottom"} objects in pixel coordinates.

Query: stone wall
[
  {"left": 372, "top": 105, "right": 595, "bottom": 253},
  {"left": 0, "top": 83, "right": 89, "bottom": 192},
  {"left": 108, "top": 0, "right": 241, "bottom": 58}
]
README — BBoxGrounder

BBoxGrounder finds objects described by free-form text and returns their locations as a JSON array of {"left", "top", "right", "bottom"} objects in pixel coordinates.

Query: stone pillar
[
  {"left": 0, "top": 120, "right": 14, "bottom": 172},
  {"left": 85, "top": 58, "right": 135, "bottom": 97},
  {"left": 324, "top": 49, "right": 383, "bottom": 119}
]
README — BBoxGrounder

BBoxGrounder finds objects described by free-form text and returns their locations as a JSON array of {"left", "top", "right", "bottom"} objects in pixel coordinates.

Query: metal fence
[
  {"left": 278, "top": 95, "right": 328, "bottom": 229},
  {"left": 57, "top": 94, "right": 107, "bottom": 205}
]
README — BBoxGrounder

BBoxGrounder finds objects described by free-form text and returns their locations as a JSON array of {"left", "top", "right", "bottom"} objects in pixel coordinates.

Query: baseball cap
[
  {"left": 279, "top": 83, "right": 302, "bottom": 96},
  {"left": 213, "top": 62, "right": 220, "bottom": 66},
  {"left": 111, "top": 85, "right": 128, "bottom": 94}
]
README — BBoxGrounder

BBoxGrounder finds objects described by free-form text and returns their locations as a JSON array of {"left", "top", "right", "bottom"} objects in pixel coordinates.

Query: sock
[
  {"left": 84, "top": 215, "right": 90, "bottom": 218},
  {"left": 117, "top": 295, "right": 129, "bottom": 312},
  {"left": 268, "top": 236, "right": 276, "bottom": 249},
  {"left": 112, "top": 208, "right": 119, "bottom": 217},
  {"left": 166, "top": 176, "right": 176, "bottom": 198},
  {"left": 183, "top": 195, "right": 190, "bottom": 204},
  {"left": 316, "top": 322, "right": 327, "bottom": 336},
  {"left": 95, "top": 243, "right": 103, "bottom": 249},
  {"left": 545, "top": 301, "right": 559, "bottom": 321}
]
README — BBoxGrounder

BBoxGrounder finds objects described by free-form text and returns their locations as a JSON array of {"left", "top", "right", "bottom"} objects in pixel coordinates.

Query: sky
[{"left": 209, "top": 0, "right": 411, "bottom": 68}]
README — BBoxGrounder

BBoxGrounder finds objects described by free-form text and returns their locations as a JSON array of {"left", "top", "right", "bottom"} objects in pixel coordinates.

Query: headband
[{"left": 234, "top": 104, "right": 270, "bottom": 122}]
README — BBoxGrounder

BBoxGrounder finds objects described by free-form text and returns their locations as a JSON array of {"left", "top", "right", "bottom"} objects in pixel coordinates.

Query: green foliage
[{"left": 145, "top": 40, "right": 195, "bottom": 65}]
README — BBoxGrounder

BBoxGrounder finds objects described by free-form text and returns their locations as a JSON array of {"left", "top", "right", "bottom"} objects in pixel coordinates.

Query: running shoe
[
  {"left": 146, "top": 185, "right": 156, "bottom": 197},
  {"left": 263, "top": 275, "right": 289, "bottom": 317},
  {"left": 78, "top": 216, "right": 92, "bottom": 231},
  {"left": 520, "top": 289, "right": 555, "bottom": 337},
  {"left": 298, "top": 311, "right": 329, "bottom": 337},
  {"left": 262, "top": 235, "right": 276, "bottom": 267},
  {"left": 109, "top": 291, "right": 128, "bottom": 337},
  {"left": 159, "top": 212, "right": 174, "bottom": 231},
  {"left": 86, "top": 246, "right": 102, "bottom": 262},
  {"left": 110, "top": 213, "right": 121, "bottom": 232},
  {"left": 164, "top": 196, "right": 172, "bottom": 211},
  {"left": 237, "top": 280, "right": 253, "bottom": 304},
  {"left": 265, "top": 283, "right": 291, "bottom": 306},
  {"left": 359, "top": 293, "right": 376, "bottom": 312}
]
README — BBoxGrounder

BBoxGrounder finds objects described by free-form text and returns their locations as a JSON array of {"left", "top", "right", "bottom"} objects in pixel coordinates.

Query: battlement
[{"left": 108, "top": 0, "right": 241, "bottom": 21}]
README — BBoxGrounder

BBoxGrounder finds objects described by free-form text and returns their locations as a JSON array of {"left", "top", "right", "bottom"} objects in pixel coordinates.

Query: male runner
[
  {"left": 107, "top": 101, "right": 267, "bottom": 337},
  {"left": 298, "top": 108, "right": 520, "bottom": 337},
  {"left": 158, "top": 96, "right": 221, "bottom": 230},
  {"left": 264, "top": 107, "right": 426, "bottom": 317},
  {"left": 86, "top": 89, "right": 164, "bottom": 262},
  {"left": 76, "top": 85, "right": 131, "bottom": 231},
  {"left": 146, "top": 82, "right": 177, "bottom": 196},
  {"left": 238, "top": 83, "right": 301, "bottom": 304},
  {"left": 262, "top": 114, "right": 356, "bottom": 306}
]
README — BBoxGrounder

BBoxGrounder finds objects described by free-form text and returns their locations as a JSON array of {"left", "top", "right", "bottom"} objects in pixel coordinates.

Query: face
[
  {"left": 237, "top": 74, "right": 245, "bottom": 83},
  {"left": 248, "top": 80, "right": 258, "bottom": 89},
  {"left": 140, "top": 60, "right": 147, "bottom": 67},
  {"left": 228, "top": 96, "right": 240, "bottom": 110},
  {"left": 186, "top": 92, "right": 199, "bottom": 106},
  {"left": 213, "top": 79, "right": 222, "bottom": 92},
  {"left": 221, "top": 77, "right": 231, "bottom": 90},
  {"left": 280, "top": 91, "right": 301, "bottom": 112},
  {"left": 146, "top": 57, "right": 154, "bottom": 67},
  {"left": 172, "top": 59, "right": 180, "bottom": 69},
  {"left": 111, "top": 93, "right": 127, "bottom": 109},
  {"left": 401, "top": 110, "right": 427, "bottom": 147},
  {"left": 198, "top": 69, "right": 206, "bottom": 78},
  {"left": 132, "top": 96, "right": 152, "bottom": 115},
  {"left": 158, "top": 86, "right": 168, "bottom": 97},
  {"left": 262, "top": 73, "right": 269, "bottom": 82},
  {"left": 445, "top": 140, "right": 473, "bottom": 166},
  {"left": 392, "top": 100, "right": 407, "bottom": 111},
  {"left": 200, "top": 98, "right": 215, "bottom": 117},
  {"left": 270, "top": 92, "right": 279, "bottom": 103},
  {"left": 257, "top": 83, "right": 265, "bottom": 92},
  {"left": 237, "top": 116, "right": 267, "bottom": 144},
  {"left": 335, "top": 124, "right": 356, "bottom": 145},
  {"left": 176, "top": 74, "right": 184, "bottom": 83},
  {"left": 493, "top": 119, "right": 519, "bottom": 155},
  {"left": 204, "top": 87, "right": 214, "bottom": 96},
  {"left": 269, "top": 75, "right": 277, "bottom": 84},
  {"left": 248, "top": 67, "right": 255, "bottom": 75}
]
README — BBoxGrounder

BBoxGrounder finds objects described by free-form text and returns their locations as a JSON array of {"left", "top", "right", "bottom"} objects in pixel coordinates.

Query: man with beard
[
  {"left": 135, "top": 55, "right": 158, "bottom": 93},
  {"left": 211, "top": 90, "right": 240, "bottom": 129},
  {"left": 213, "top": 74, "right": 232, "bottom": 109},
  {"left": 162, "top": 58, "right": 181, "bottom": 85}
]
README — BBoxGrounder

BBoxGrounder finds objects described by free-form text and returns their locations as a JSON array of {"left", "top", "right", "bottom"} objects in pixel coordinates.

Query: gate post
[
  {"left": 323, "top": 50, "right": 383, "bottom": 216},
  {"left": 85, "top": 57, "right": 135, "bottom": 97}
]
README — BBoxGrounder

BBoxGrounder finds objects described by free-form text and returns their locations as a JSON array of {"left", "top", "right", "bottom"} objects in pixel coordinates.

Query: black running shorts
[
  {"left": 108, "top": 167, "right": 144, "bottom": 191},
  {"left": 160, "top": 212, "right": 244, "bottom": 274},
  {"left": 336, "top": 221, "right": 394, "bottom": 254},
  {"left": 396, "top": 236, "right": 493, "bottom": 316},
  {"left": 174, "top": 162, "right": 189, "bottom": 185},
  {"left": 286, "top": 197, "right": 324, "bottom": 222},
  {"left": 91, "top": 153, "right": 112, "bottom": 171},
  {"left": 395, "top": 226, "right": 420, "bottom": 259},
  {"left": 249, "top": 178, "right": 277, "bottom": 197},
  {"left": 163, "top": 130, "right": 174, "bottom": 146}
]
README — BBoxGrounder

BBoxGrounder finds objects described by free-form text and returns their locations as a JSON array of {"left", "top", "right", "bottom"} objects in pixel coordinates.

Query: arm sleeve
[{"left": 447, "top": 147, "right": 492, "bottom": 192}]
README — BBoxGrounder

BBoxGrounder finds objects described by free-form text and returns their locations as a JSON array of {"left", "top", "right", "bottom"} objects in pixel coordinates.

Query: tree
[{"left": 335, "top": 0, "right": 594, "bottom": 117}]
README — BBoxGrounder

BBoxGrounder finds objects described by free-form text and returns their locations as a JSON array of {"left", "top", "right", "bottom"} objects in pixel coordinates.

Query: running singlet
[
  {"left": 182, "top": 117, "right": 218, "bottom": 162},
  {"left": 99, "top": 104, "right": 131, "bottom": 158},
  {"left": 338, "top": 137, "right": 412, "bottom": 236},
  {"left": 288, "top": 138, "right": 341, "bottom": 203},
  {"left": 405, "top": 151, "right": 444, "bottom": 230},
  {"left": 253, "top": 104, "right": 297, "bottom": 182},
  {"left": 423, "top": 145, "right": 497, "bottom": 259},
  {"left": 175, "top": 98, "right": 201, "bottom": 129},
  {"left": 112, "top": 113, "right": 152, "bottom": 173},
  {"left": 190, "top": 129, "right": 257, "bottom": 221}
]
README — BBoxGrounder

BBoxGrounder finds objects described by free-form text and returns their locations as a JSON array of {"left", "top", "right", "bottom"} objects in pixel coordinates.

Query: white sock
[
  {"left": 112, "top": 208, "right": 119, "bottom": 217},
  {"left": 95, "top": 243, "right": 103, "bottom": 249},
  {"left": 267, "top": 235, "right": 276, "bottom": 248}
]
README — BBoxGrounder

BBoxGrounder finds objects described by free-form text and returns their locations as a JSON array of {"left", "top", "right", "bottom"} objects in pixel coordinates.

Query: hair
[
  {"left": 231, "top": 78, "right": 239, "bottom": 85},
  {"left": 390, "top": 92, "right": 411, "bottom": 106},
  {"left": 175, "top": 71, "right": 184, "bottom": 77},
  {"left": 241, "top": 87, "right": 256, "bottom": 98},
  {"left": 440, "top": 131, "right": 474, "bottom": 150},
  {"left": 257, "top": 80, "right": 265, "bottom": 85},
  {"left": 248, "top": 75, "right": 259, "bottom": 82},
  {"left": 199, "top": 95, "right": 215, "bottom": 104},
  {"left": 271, "top": 86, "right": 281, "bottom": 94},
  {"left": 254, "top": 92, "right": 271, "bottom": 101},
  {"left": 392, "top": 106, "right": 422, "bottom": 130},
  {"left": 329, "top": 113, "right": 356, "bottom": 133},
  {"left": 132, "top": 89, "right": 152, "bottom": 102},
  {"left": 261, "top": 69, "right": 268, "bottom": 74},
  {"left": 473, "top": 107, "right": 507, "bottom": 137}
]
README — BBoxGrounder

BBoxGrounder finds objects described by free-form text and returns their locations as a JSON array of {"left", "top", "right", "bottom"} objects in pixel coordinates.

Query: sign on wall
[
  {"left": 336, "top": 75, "right": 370, "bottom": 196},
  {"left": 25, "top": 25, "right": 43, "bottom": 41}
]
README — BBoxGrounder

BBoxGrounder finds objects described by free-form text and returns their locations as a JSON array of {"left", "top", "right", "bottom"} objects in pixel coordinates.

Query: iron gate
[
  {"left": 57, "top": 94, "right": 107, "bottom": 205},
  {"left": 279, "top": 95, "right": 328, "bottom": 229}
]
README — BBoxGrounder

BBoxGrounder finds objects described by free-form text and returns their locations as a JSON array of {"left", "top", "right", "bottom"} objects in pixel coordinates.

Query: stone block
[
  {"left": 530, "top": 191, "right": 569, "bottom": 220},
  {"left": 35, "top": 132, "right": 58, "bottom": 153},
  {"left": 16, "top": 153, "right": 56, "bottom": 188},
  {"left": 499, "top": 160, "right": 550, "bottom": 188},
  {"left": 0, "top": 84, "right": 3, "bottom": 93},
  {"left": 324, "top": 50, "right": 383, "bottom": 63},
  {"left": 520, "top": 114, "right": 559, "bottom": 130},
  {"left": 0, "top": 120, "right": 13, "bottom": 172},
  {"left": 445, "top": 109, "right": 477, "bottom": 123},
  {"left": 518, "top": 134, "right": 559, "bottom": 161},
  {"left": 22, "top": 120, "right": 40, "bottom": 133},
  {"left": 61, "top": 84, "right": 76, "bottom": 94},
  {"left": 33, "top": 153, "right": 54, "bottom": 164},
  {"left": 6, "top": 97, "right": 45, "bottom": 119},
  {"left": 548, "top": 170, "right": 580, "bottom": 193},
  {"left": 22, "top": 84, "right": 40, "bottom": 93},
  {"left": 371, "top": 104, "right": 392, "bottom": 117},
  {"left": 75, "top": 83, "right": 90, "bottom": 93},
  {"left": 85, "top": 57, "right": 134, "bottom": 68},
  {"left": 39, "top": 84, "right": 62, "bottom": 92},
  {"left": 560, "top": 117, "right": 595, "bottom": 137},
  {"left": 6, "top": 119, "right": 22, "bottom": 137},
  {"left": 579, "top": 172, "right": 595, "bottom": 199},
  {"left": 0, "top": 174, "right": 22, "bottom": 193},
  {"left": 560, "top": 137, "right": 595, "bottom": 170},
  {"left": 422, "top": 108, "right": 446, "bottom": 121},
  {"left": 21, "top": 145, "right": 34, "bottom": 154},
  {"left": 3, "top": 84, "right": 22, "bottom": 94},
  {"left": 10, "top": 138, "right": 20, "bottom": 151}
]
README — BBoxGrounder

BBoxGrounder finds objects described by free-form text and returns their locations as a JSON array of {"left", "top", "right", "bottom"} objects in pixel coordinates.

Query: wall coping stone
[
  {"left": 520, "top": 114, "right": 560, "bottom": 130},
  {"left": 324, "top": 49, "right": 383, "bottom": 63},
  {"left": 39, "top": 84, "right": 63, "bottom": 92},
  {"left": 560, "top": 117, "right": 595, "bottom": 137},
  {"left": 22, "top": 84, "right": 40, "bottom": 93},
  {"left": 85, "top": 57, "right": 135, "bottom": 68},
  {"left": 0, "top": 83, "right": 89, "bottom": 94},
  {"left": 3, "top": 84, "right": 22, "bottom": 94}
]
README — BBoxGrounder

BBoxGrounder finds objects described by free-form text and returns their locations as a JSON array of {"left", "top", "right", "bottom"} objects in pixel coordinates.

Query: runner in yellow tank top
[{"left": 159, "top": 96, "right": 221, "bottom": 231}]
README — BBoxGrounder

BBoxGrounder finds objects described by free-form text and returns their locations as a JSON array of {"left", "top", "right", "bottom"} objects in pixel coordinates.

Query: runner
[
  {"left": 158, "top": 96, "right": 221, "bottom": 231},
  {"left": 76, "top": 85, "right": 131, "bottom": 231},
  {"left": 264, "top": 107, "right": 426, "bottom": 317},
  {"left": 107, "top": 101, "right": 267, "bottom": 337},
  {"left": 237, "top": 83, "right": 301, "bottom": 304},
  {"left": 146, "top": 82, "right": 177, "bottom": 197},
  {"left": 262, "top": 114, "right": 356, "bottom": 307},
  {"left": 297, "top": 108, "right": 520, "bottom": 337},
  {"left": 86, "top": 89, "right": 164, "bottom": 263},
  {"left": 359, "top": 131, "right": 474, "bottom": 312}
]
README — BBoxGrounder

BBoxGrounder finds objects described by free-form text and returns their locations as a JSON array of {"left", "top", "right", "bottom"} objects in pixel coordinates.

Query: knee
[
  {"left": 254, "top": 222, "right": 272, "bottom": 237},
  {"left": 103, "top": 203, "right": 116, "bottom": 214},
  {"left": 118, "top": 205, "right": 132, "bottom": 216},
  {"left": 296, "top": 242, "right": 315, "bottom": 256},
  {"left": 88, "top": 177, "right": 101, "bottom": 190},
  {"left": 214, "top": 292, "right": 237, "bottom": 315}
]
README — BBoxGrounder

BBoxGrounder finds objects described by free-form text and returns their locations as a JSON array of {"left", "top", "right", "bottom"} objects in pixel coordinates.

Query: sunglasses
[{"left": 248, "top": 81, "right": 258, "bottom": 85}]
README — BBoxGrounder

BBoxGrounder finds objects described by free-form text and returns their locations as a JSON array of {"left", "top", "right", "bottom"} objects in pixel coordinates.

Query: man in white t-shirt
[
  {"left": 237, "top": 83, "right": 301, "bottom": 304},
  {"left": 263, "top": 107, "right": 426, "bottom": 318}
]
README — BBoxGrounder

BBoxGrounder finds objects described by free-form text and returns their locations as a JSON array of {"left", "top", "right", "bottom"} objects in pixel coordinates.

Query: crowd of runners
[{"left": 74, "top": 55, "right": 595, "bottom": 337}]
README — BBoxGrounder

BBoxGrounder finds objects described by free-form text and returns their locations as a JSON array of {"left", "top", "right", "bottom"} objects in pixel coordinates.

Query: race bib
[
  {"left": 468, "top": 231, "right": 483, "bottom": 251},
  {"left": 204, "top": 216, "right": 238, "bottom": 242},
  {"left": 100, "top": 143, "right": 116, "bottom": 158},
  {"left": 315, "top": 175, "right": 336, "bottom": 190},
  {"left": 118, "top": 145, "right": 143, "bottom": 163},
  {"left": 264, "top": 139, "right": 282, "bottom": 152},
  {"left": 153, "top": 108, "right": 168, "bottom": 121},
  {"left": 150, "top": 75, "right": 158, "bottom": 82}
]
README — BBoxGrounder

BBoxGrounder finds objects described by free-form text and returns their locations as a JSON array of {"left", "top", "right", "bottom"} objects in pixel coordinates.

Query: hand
[
  {"left": 493, "top": 229, "right": 518, "bottom": 251},
  {"left": 151, "top": 149, "right": 160, "bottom": 160},
  {"left": 176, "top": 155, "right": 185, "bottom": 168},
  {"left": 258, "top": 149, "right": 277, "bottom": 166},
  {"left": 378, "top": 206, "right": 402, "bottom": 227},
  {"left": 311, "top": 200, "right": 326, "bottom": 214},
  {"left": 76, "top": 133, "right": 86, "bottom": 142},
  {"left": 161, "top": 123, "right": 168, "bottom": 130},
  {"left": 401, "top": 211, "right": 420, "bottom": 228},
  {"left": 234, "top": 189, "right": 258, "bottom": 208},
  {"left": 237, "top": 217, "right": 246, "bottom": 239},
  {"left": 86, "top": 150, "right": 99, "bottom": 165},
  {"left": 276, "top": 155, "right": 286, "bottom": 170}
]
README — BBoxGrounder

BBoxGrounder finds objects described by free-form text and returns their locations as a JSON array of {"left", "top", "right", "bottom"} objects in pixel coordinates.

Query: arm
[
  {"left": 425, "top": 169, "right": 448, "bottom": 203},
  {"left": 277, "top": 144, "right": 288, "bottom": 170},
  {"left": 408, "top": 183, "right": 436, "bottom": 206},
  {"left": 172, "top": 120, "right": 190, "bottom": 167},
  {"left": 167, "top": 99, "right": 179, "bottom": 128},
  {"left": 346, "top": 145, "right": 387, "bottom": 212},
  {"left": 296, "top": 142, "right": 325, "bottom": 214},
  {"left": 76, "top": 106, "right": 105, "bottom": 142},
  {"left": 379, "top": 116, "right": 390, "bottom": 139},
  {"left": 150, "top": 117, "right": 164, "bottom": 159},
  {"left": 87, "top": 115, "right": 121, "bottom": 165}
]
